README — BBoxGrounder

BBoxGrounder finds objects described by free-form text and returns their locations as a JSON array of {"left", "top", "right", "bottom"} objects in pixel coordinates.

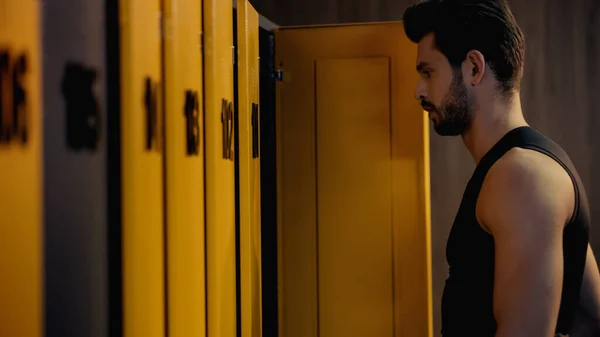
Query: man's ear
[{"left": 465, "top": 50, "right": 485, "bottom": 86}]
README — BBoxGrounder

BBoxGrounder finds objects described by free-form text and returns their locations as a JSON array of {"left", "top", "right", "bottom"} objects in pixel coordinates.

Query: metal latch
[{"left": 275, "top": 69, "right": 284, "bottom": 81}]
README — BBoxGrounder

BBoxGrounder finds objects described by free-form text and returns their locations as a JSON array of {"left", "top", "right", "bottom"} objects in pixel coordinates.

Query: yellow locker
[
  {"left": 163, "top": 0, "right": 206, "bottom": 336},
  {"left": 0, "top": 1, "right": 43, "bottom": 336},
  {"left": 119, "top": 0, "right": 165, "bottom": 336},
  {"left": 236, "top": 1, "right": 262, "bottom": 336},
  {"left": 275, "top": 22, "right": 432, "bottom": 337},
  {"left": 203, "top": 0, "right": 236, "bottom": 336}
]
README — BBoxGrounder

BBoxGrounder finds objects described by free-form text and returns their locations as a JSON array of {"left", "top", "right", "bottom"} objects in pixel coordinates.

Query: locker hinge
[
  {"left": 158, "top": 12, "right": 164, "bottom": 38},
  {"left": 232, "top": 46, "right": 236, "bottom": 65},
  {"left": 200, "top": 31, "right": 204, "bottom": 53}
]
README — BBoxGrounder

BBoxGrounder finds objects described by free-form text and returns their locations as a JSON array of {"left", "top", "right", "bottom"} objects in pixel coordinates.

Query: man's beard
[{"left": 422, "top": 70, "right": 474, "bottom": 136}]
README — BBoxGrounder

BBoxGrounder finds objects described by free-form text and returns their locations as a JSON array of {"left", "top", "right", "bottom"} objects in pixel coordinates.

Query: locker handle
[
  {"left": 144, "top": 77, "right": 159, "bottom": 151},
  {"left": 251, "top": 102, "right": 259, "bottom": 158},
  {"left": 184, "top": 90, "right": 200, "bottom": 156},
  {"left": 0, "top": 50, "right": 8, "bottom": 142},
  {"left": 221, "top": 98, "right": 233, "bottom": 160},
  {"left": 62, "top": 62, "right": 101, "bottom": 151},
  {"left": 12, "top": 54, "right": 28, "bottom": 144},
  {"left": 0, "top": 50, "right": 28, "bottom": 145}
]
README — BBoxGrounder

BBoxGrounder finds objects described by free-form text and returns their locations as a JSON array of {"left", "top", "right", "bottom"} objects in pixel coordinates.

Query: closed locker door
[
  {"left": 0, "top": 1, "right": 43, "bottom": 336},
  {"left": 236, "top": 1, "right": 262, "bottom": 336},
  {"left": 118, "top": 0, "right": 166, "bottom": 336},
  {"left": 163, "top": 0, "right": 206, "bottom": 336},
  {"left": 42, "top": 1, "right": 108, "bottom": 336},
  {"left": 203, "top": 0, "right": 236, "bottom": 336}
]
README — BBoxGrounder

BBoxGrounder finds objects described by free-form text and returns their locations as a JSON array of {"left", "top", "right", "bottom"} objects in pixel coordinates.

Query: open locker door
[
  {"left": 274, "top": 22, "right": 433, "bottom": 337},
  {"left": 236, "top": 1, "right": 262, "bottom": 336},
  {"left": 257, "top": 20, "right": 279, "bottom": 337},
  {"left": 42, "top": 0, "right": 109, "bottom": 336},
  {"left": 0, "top": 1, "right": 43, "bottom": 336},
  {"left": 163, "top": 0, "right": 206, "bottom": 336},
  {"left": 118, "top": 0, "right": 166, "bottom": 336},
  {"left": 204, "top": 0, "right": 236, "bottom": 336}
]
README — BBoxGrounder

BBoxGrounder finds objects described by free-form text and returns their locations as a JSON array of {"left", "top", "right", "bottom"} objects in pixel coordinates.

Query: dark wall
[{"left": 251, "top": 0, "right": 600, "bottom": 336}]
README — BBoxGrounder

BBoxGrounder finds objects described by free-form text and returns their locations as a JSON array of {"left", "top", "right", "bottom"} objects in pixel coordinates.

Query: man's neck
[{"left": 461, "top": 92, "right": 528, "bottom": 164}]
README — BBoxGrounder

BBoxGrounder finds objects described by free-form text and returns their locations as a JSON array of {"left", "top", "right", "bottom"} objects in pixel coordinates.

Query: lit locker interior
[
  {"left": 42, "top": 0, "right": 108, "bottom": 336},
  {"left": 235, "top": 0, "right": 263, "bottom": 336},
  {"left": 116, "top": 0, "right": 166, "bottom": 336},
  {"left": 204, "top": 0, "right": 237, "bottom": 336},
  {"left": 0, "top": 1, "right": 43, "bottom": 337},
  {"left": 163, "top": 0, "right": 206, "bottom": 336},
  {"left": 272, "top": 22, "right": 433, "bottom": 337}
]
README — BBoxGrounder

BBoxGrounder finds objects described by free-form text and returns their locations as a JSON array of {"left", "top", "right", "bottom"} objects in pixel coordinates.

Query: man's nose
[{"left": 414, "top": 79, "right": 426, "bottom": 101}]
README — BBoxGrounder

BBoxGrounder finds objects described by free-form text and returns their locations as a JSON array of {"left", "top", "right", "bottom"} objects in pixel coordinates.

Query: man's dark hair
[{"left": 403, "top": 0, "right": 525, "bottom": 95}]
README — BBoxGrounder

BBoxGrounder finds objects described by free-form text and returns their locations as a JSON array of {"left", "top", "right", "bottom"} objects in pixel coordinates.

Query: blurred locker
[
  {"left": 42, "top": 0, "right": 108, "bottom": 336},
  {"left": 162, "top": 0, "right": 206, "bottom": 336},
  {"left": 117, "top": 0, "right": 166, "bottom": 336},
  {"left": 0, "top": 1, "right": 43, "bottom": 336},
  {"left": 204, "top": 0, "right": 236, "bottom": 335},
  {"left": 236, "top": 1, "right": 262, "bottom": 336}
]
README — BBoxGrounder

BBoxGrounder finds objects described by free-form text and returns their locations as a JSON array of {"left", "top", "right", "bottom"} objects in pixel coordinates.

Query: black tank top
[{"left": 441, "top": 126, "right": 590, "bottom": 336}]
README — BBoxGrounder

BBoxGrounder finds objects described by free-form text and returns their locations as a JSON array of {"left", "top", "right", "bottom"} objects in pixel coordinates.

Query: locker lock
[
  {"left": 221, "top": 98, "right": 234, "bottom": 160},
  {"left": 62, "top": 62, "right": 101, "bottom": 152},
  {"left": 184, "top": 90, "right": 200, "bottom": 156},
  {"left": 0, "top": 49, "right": 29, "bottom": 146}
]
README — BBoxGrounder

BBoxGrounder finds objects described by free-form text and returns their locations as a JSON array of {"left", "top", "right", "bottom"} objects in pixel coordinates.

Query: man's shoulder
[
  {"left": 476, "top": 147, "right": 575, "bottom": 234},
  {"left": 491, "top": 147, "right": 571, "bottom": 185}
]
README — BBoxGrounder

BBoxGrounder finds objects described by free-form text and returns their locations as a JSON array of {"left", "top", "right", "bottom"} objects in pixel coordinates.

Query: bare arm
[
  {"left": 477, "top": 149, "right": 573, "bottom": 337},
  {"left": 569, "top": 245, "right": 600, "bottom": 337},
  {"left": 579, "top": 244, "right": 600, "bottom": 324}
]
